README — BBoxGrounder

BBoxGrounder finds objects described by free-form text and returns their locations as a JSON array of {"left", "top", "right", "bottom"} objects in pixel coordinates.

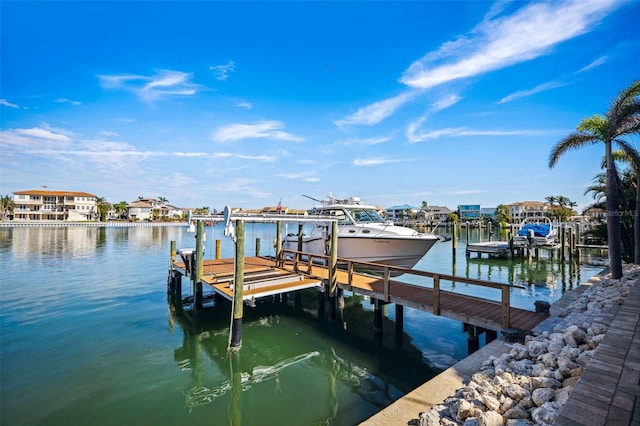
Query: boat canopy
[{"left": 517, "top": 223, "right": 552, "bottom": 237}]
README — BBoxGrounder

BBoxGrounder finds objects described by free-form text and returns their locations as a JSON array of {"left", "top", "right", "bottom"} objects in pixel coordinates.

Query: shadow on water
[{"left": 167, "top": 287, "right": 439, "bottom": 425}]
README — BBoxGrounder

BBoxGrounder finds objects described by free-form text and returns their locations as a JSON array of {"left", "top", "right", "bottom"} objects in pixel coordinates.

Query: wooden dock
[
  {"left": 279, "top": 252, "right": 545, "bottom": 333},
  {"left": 172, "top": 256, "right": 323, "bottom": 304},
  {"left": 170, "top": 252, "right": 546, "bottom": 334},
  {"left": 466, "top": 241, "right": 512, "bottom": 258}
]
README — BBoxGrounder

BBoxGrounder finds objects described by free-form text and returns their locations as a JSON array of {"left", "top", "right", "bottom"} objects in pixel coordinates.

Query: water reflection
[{"left": 167, "top": 289, "right": 436, "bottom": 425}]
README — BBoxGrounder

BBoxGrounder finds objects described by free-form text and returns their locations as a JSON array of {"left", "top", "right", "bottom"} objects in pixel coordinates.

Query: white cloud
[
  {"left": 353, "top": 157, "right": 408, "bottom": 166},
  {"left": 54, "top": 98, "right": 82, "bottom": 106},
  {"left": 338, "top": 135, "right": 392, "bottom": 146},
  {"left": 98, "top": 69, "right": 199, "bottom": 102},
  {"left": 234, "top": 100, "right": 253, "bottom": 109},
  {"left": 0, "top": 126, "right": 73, "bottom": 148},
  {"left": 577, "top": 55, "right": 608, "bottom": 73},
  {"left": 400, "top": 1, "right": 620, "bottom": 89},
  {"left": 1, "top": 99, "right": 19, "bottom": 108},
  {"left": 210, "top": 61, "right": 236, "bottom": 81},
  {"left": 406, "top": 126, "right": 563, "bottom": 143},
  {"left": 334, "top": 91, "right": 419, "bottom": 127},
  {"left": 449, "top": 189, "right": 488, "bottom": 195},
  {"left": 498, "top": 81, "right": 567, "bottom": 103},
  {"left": 212, "top": 120, "right": 304, "bottom": 143},
  {"left": 432, "top": 94, "right": 462, "bottom": 111}
]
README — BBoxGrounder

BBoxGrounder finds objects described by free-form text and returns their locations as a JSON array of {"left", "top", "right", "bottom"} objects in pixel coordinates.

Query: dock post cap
[
  {"left": 501, "top": 328, "right": 520, "bottom": 343},
  {"left": 534, "top": 300, "right": 551, "bottom": 315}
]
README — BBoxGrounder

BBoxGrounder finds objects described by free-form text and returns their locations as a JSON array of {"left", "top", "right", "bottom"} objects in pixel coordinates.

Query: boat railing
[{"left": 279, "top": 248, "right": 525, "bottom": 330}]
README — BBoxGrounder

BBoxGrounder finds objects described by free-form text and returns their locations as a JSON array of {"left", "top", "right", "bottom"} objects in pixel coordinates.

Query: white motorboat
[
  {"left": 513, "top": 217, "right": 559, "bottom": 248},
  {"left": 283, "top": 196, "right": 439, "bottom": 270}
]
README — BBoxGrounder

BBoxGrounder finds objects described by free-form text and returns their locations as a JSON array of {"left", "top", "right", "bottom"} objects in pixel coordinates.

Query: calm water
[{"left": 0, "top": 224, "right": 604, "bottom": 425}]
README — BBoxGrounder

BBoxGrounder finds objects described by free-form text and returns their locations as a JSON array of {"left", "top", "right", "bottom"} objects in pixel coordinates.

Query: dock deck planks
[{"left": 173, "top": 256, "right": 546, "bottom": 333}]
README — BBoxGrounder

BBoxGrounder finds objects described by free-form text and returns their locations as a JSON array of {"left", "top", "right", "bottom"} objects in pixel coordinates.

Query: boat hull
[{"left": 283, "top": 234, "right": 438, "bottom": 270}]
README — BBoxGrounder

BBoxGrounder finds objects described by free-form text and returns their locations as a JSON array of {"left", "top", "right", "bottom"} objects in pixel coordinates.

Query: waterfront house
[
  {"left": 458, "top": 204, "right": 481, "bottom": 221},
  {"left": 508, "top": 201, "right": 549, "bottom": 223},
  {"left": 12, "top": 189, "right": 98, "bottom": 221},
  {"left": 418, "top": 205, "right": 453, "bottom": 222},
  {"left": 479, "top": 207, "right": 496, "bottom": 220},
  {"left": 126, "top": 198, "right": 182, "bottom": 221},
  {"left": 386, "top": 204, "right": 419, "bottom": 222}
]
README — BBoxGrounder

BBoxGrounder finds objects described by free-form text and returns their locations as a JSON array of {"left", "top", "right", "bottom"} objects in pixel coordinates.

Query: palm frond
[{"left": 548, "top": 132, "right": 599, "bottom": 168}]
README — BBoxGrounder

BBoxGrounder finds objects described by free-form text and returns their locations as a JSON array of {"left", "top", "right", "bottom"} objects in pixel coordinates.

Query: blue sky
[{"left": 1, "top": 1, "right": 639, "bottom": 212}]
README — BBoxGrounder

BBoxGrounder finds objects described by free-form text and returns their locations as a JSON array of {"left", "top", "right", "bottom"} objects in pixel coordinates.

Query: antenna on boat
[{"left": 302, "top": 194, "right": 323, "bottom": 203}]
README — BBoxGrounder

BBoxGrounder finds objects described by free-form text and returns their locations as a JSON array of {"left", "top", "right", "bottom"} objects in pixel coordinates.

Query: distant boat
[
  {"left": 283, "top": 196, "right": 439, "bottom": 270},
  {"left": 513, "top": 217, "right": 558, "bottom": 248}
]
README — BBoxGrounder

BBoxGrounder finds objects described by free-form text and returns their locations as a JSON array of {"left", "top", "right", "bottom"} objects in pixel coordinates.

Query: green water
[{"left": 0, "top": 224, "right": 605, "bottom": 425}]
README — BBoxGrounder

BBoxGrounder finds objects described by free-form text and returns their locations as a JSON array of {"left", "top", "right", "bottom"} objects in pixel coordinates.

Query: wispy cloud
[
  {"left": 338, "top": 135, "right": 392, "bottom": 146},
  {"left": 276, "top": 172, "right": 320, "bottom": 182},
  {"left": 1, "top": 99, "right": 20, "bottom": 109},
  {"left": 432, "top": 93, "right": 462, "bottom": 111},
  {"left": 210, "top": 60, "right": 236, "bottom": 81},
  {"left": 334, "top": 91, "right": 419, "bottom": 127},
  {"left": 212, "top": 120, "right": 304, "bottom": 143},
  {"left": 54, "top": 98, "right": 82, "bottom": 106},
  {"left": 0, "top": 126, "right": 72, "bottom": 148},
  {"left": 98, "top": 69, "right": 199, "bottom": 102},
  {"left": 406, "top": 126, "right": 563, "bottom": 143},
  {"left": 353, "top": 157, "right": 408, "bottom": 166},
  {"left": 577, "top": 55, "right": 608, "bottom": 73},
  {"left": 449, "top": 189, "right": 488, "bottom": 195},
  {"left": 400, "top": 1, "right": 620, "bottom": 89},
  {"left": 234, "top": 99, "right": 253, "bottom": 109},
  {"left": 498, "top": 81, "right": 567, "bottom": 103}
]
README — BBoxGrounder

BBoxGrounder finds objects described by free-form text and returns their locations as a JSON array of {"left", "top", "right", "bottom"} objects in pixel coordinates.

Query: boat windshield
[{"left": 346, "top": 208, "right": 385, "bottom": 224}]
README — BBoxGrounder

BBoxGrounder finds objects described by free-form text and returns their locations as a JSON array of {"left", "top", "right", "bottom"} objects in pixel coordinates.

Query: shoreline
[
  {"left": 361, "top": 267, "right": 632, "bottom": 425},
  {"left": 0, "top": 221, "right": 188, "bottom": 228}
]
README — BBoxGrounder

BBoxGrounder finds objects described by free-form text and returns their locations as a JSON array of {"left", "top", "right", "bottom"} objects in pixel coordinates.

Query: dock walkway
[
  {"left": 280, "top": 258, "right": 545, "bottom": 333},
  {"left": 362, "top": 272, "right": 640, "bottom": 425}
]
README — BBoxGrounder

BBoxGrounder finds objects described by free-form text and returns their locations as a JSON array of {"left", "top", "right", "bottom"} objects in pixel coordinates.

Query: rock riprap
[{"left": 416, "top": 265, "right": 639, "bottom": 426}]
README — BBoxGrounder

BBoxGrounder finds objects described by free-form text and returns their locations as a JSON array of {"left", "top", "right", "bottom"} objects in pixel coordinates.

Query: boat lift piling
[{"left": 170, "top": 211, "right": 339, "bottom": 352}]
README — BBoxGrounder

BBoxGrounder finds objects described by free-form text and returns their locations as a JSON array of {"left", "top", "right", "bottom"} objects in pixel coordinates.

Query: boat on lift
[
  {"left": 282, "top": 195, "right": 440, "bottom": 270},
  {"left": 513, "top": 217, "right": 559, "bottom": 248}
]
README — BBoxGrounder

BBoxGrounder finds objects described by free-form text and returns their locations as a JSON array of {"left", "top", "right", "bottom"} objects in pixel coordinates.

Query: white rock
[{"left": 532, "top": 387, "right": 555, "bottom": 406}]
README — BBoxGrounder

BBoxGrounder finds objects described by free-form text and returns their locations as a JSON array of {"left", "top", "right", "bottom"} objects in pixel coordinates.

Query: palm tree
[
  {"left": 0, "top": 195, "right": 15, "bottom": 221},
  {"left": 609, "top": 148, "right": 640, "bottom": 263},
  {"left": 556, "top": 195, "right": 570, "bottom": 208},
  {"left": 544, "top": 195, "right": 557, "bottom": 206},
  {"left": 549, "top": 80, "right": 640, "bottom": 278},
  {"left": 113, "top": 201, "right": 128, "bottom": 219},
  {"left": 95, "top": 196, "right": 110, "bottom": 222},
  {"left": 584, "top": 173, "right": 607, "bottom": 205}
]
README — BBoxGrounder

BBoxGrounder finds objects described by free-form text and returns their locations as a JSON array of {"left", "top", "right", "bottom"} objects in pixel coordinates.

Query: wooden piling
[
  {"left": 329, "top": 221, "right": 338, "bottom": 320},
  {"left": 216, "top": 239, "right": 221, "bottom": 259},
  {"left": 229, "top": 220, "right": 245, "bottom": 350},
  {"left": 194, "top": 220, "right": 204, "bottom": 310},
  {"left": 275, "top": 220, "right": 282, "bottom": 266},
  {"left": 561, "top": 226, "right": 566, "bottom": 262},
  {"left": 255, "top": 237, "right": 261, "bottom": 257},
  {"left": 567, "top": 227, "right": 573, "bottom": 261},
  {"left": 452, "top": 225, "right": 457, "bottom": 257},
  {"left": 297, "top": 224, "right": 304, "bottom": 252},
  {"left": 374, "top": 299, "right": 383, "bottom": 335}
]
